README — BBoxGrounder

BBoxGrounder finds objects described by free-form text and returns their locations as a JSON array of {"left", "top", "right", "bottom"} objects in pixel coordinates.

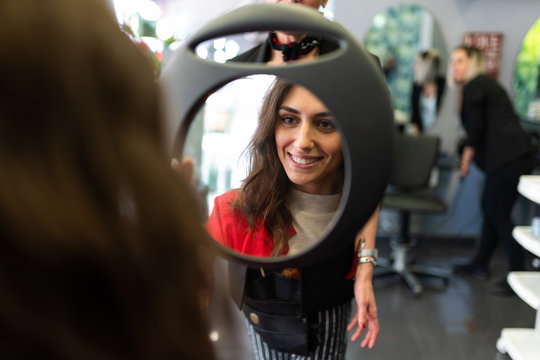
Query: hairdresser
[{"left": 451, "top": 45, "right": 536, "bottom": 295}]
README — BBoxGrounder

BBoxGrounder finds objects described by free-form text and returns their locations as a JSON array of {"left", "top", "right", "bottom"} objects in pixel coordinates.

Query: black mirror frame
[{"left": 160, "top": 3, "right": 393, "bottom": 269}]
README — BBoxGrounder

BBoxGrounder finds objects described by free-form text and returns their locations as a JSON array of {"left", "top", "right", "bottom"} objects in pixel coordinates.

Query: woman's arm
[
  {"left": 460, "top": 145, "right": 475, "bottom": 177},
  {"left": 347, "top": 205, "right": 380, "bottom": 349}
]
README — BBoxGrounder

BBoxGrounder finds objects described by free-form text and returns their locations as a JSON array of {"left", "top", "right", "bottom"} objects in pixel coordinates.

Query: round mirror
[
  {"left": 513, "top": 17, "right": 540, "bottom": 121},
  {"left": 184, "top": 74, "right": 345, "bottom": 260},
  {"left": 364, "top": 3, "right": 447, "bottom": 135},
  {"left": 160, "top": 3, "right": 394, "bottom": 269}
]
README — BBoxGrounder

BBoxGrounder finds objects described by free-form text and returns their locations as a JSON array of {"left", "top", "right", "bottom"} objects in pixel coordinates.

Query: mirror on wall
[
  {"left": 514, "top": 17, "right": 540, "bottom": 121},
  {"left": 183, "top": 75, "right": 345, "bottom": 259},
  {"left": 364, "top": 3, "right": 447, "bottom": 134}
]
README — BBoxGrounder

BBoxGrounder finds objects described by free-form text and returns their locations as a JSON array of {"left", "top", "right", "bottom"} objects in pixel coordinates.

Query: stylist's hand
[
  {"left": 347, "top": 263, "right": 379, "bottom": 349},
  {"left": 171, "top": 156, "right": 194, "bottom": 184}
]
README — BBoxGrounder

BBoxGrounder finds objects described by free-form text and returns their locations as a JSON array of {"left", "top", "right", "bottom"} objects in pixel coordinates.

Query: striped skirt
[{"left": 244, "top": 301, "right": 351, "bottom": 360}]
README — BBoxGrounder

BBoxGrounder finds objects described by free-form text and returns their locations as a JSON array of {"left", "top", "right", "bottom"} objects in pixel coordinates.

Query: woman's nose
[{"left": 294, "top": 123, "right": 314, "bottom": 149}]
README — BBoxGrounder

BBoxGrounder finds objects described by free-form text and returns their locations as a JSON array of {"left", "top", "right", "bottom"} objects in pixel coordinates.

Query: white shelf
[
  {"left": 497, "top": 328, "right": 540, "bottom": 360},
  {"left": 518, "top": 175, "right": 540, "bottom": 204},
  {"left": 500, "top": 177, "right": 540, "bottom": 360},
  {"left": 512, "top": 226, "right": 540, "bottom": 258},
  {"left": 507, "top": 272, "right": 540, "bottom": 310}
]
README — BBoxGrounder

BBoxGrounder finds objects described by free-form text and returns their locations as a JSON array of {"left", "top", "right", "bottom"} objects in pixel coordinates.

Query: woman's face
[
  {"left": 274, "top": 85, "right": 342, "bottom": 194},
  {"left": 267, "top": 0, "right": 328, "bottom": 10},
  {"left": 450, "top": 49, "right": 470, "bottom": 84}
]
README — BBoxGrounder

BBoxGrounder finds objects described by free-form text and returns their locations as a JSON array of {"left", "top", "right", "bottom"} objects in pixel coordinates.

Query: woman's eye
[
  {"left": 281, "top": 115, "right": 297, "bottom": 125},
  {"left": 318, "top": 119, "right": 335, "bottom": 130}
]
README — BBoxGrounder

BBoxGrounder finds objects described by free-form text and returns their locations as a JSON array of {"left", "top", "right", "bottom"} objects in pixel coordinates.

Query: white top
[
  {"left": 420, "top": 94, "right": 437, "bottom": 130},
  {"left": 286, "top": 188, "right": 340, "bottom": 256}
]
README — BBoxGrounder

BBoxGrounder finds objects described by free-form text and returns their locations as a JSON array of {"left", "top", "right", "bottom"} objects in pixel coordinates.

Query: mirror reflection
[
  {"left": 192, "top": 0, "right": 338, "bottom": 64},
  {"left": 183, "top": 75, "right": 344, "bottom": 258},
  {"left": 364, "top": 3, "right": 447, "bottom": 134},
  {"left": 194, "top": 32, "right": 341, "bottom": 64},
  {"left": 513, "top": 17, "right": 540, "bottom": 121},
  {"left": 194, "top": 32, "right": 266, "bottom": 63},
  {"left": 183, "top": 75, "right": 275, "bottom": 214}
]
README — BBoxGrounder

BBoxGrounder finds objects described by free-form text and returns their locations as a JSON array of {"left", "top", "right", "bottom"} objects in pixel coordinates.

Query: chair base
[{"left": 374, "top": 242, "right": 451, "bottom": 296}]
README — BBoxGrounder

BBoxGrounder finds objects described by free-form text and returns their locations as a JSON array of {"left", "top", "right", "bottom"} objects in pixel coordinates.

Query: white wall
[{"left": 334, "top": 0, "right": 540, "bottom": 153}]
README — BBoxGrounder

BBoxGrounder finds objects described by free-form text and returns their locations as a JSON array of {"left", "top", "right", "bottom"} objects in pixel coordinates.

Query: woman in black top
[{"left": 451, "top": 45, "right": 536, "bottom": 295}]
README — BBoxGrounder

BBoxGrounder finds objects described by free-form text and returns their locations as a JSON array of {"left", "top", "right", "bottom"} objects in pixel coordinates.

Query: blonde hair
[
  {"left": 462, "top": 45, "right": 487, "bottom": 81},
  {"left": 448, "top": 45, "right": 487, "bottom": 88}
]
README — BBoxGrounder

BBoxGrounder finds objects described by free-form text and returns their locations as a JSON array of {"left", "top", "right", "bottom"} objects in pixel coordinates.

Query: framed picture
[{"left": 463, "top": 32, "right": 504, "bottom": 79}]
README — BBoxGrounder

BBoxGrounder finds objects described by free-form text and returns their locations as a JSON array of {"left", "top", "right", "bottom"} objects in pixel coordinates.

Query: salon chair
[{"left": 374, "top": 134, "right": 451, "bottom": 296}]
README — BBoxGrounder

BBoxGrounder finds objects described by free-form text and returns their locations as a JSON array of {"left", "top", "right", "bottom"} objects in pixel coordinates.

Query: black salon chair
[{"left": 375, "top": 134, "right": 451, "bottom": 296}]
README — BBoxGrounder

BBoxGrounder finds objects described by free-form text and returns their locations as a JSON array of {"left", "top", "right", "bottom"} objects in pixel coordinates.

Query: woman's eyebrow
[
  {"left": 279, "top": 106, "right": 331, "bottom": 118},
  {"left": 279, "top": 105, "right": 299, "bottom": 114}
]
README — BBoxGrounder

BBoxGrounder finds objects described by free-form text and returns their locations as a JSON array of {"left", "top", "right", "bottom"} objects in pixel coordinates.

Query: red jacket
[
  {"left": 207, "top": 190, "right": 357, "bottom": 313},
  {"left": 206, "top": 190, "right": 296, "bottom": 256}
]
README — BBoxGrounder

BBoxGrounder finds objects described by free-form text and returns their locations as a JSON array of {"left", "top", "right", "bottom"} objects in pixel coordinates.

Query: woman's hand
[
  {"left": 460, "top": 146, "right": 475, "bottom": 177},
  {"left": 347, "top": 263, "right": 379, "bottom": 349}
]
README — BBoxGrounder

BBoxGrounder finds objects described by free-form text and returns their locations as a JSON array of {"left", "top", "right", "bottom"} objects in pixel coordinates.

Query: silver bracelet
[
  {"left": 357, "top": 239, "right": 378, "bottom": 266},
  {"left": 358, "top": 248, "right": 378, "bottom": 260},
  {"left": 358, "top": 256, "right": 377, "bottom": 266}
]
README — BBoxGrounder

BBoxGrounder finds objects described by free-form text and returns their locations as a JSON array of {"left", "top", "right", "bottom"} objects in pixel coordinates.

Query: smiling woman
[
  {"left": 205, "top": 77, "right": 372, "bottom": 358},
  {"left": 207, "top": 78, "right": 343, "bottom": 258}
]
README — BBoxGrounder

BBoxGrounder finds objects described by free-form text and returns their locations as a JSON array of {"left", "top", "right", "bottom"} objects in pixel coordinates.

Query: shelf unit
[
  {"left": 512, "top": 227, "right": 540, "bottom": 263},
  {"left": 496, "top": 176, "right": 540, "bottom": 360}
]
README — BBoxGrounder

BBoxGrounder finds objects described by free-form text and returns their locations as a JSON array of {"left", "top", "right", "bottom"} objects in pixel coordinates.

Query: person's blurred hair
[
  {"left": 0, "top": 0, "right": 214, "bottom": 358},
  {"left": 459, "top": 45, "right": 487, "bottom": 81},
  {"left": 414, "top": 49, "right": 441, "bottom": 84},
  {"left": 447, "top": 45, "right": 487, "bottom": 88}
]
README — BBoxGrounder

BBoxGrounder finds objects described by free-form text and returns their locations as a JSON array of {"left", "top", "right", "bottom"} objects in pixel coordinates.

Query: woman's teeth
[{"left": 292, "top": 155, "right": 318, "bottom": 165}]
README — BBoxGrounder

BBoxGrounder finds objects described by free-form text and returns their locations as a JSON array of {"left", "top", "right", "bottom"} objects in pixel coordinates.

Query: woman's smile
[
  {"left": 274, "top": 85, "right": 343, "bottom": 194},
  {"left": 289, "top": 153, "right": 323, "bottom": 166}
]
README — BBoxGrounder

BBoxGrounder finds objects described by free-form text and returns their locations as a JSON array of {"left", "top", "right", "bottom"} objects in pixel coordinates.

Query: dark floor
[{"left": 207, "top": 236, "right": 537, "bottom": 360}]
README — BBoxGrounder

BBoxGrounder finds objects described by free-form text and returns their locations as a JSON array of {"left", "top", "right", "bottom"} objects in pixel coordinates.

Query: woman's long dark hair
[
  {"left": 0, "top": 0, "right": 213, "bottom": 359},
  {"left": 236, "top": 78, "right": 295, "bottom": 256}
]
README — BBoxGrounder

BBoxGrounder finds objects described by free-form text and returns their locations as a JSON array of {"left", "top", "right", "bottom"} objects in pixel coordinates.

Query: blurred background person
[
  {"left": 450, "top": 45, "right": 536, "bottom": 296},
  {"left": 410, "top": 49, "right": 445, "bottom": 135},
  {"left": 0, "top": 0, "right": 214, "bottom": 358}
]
